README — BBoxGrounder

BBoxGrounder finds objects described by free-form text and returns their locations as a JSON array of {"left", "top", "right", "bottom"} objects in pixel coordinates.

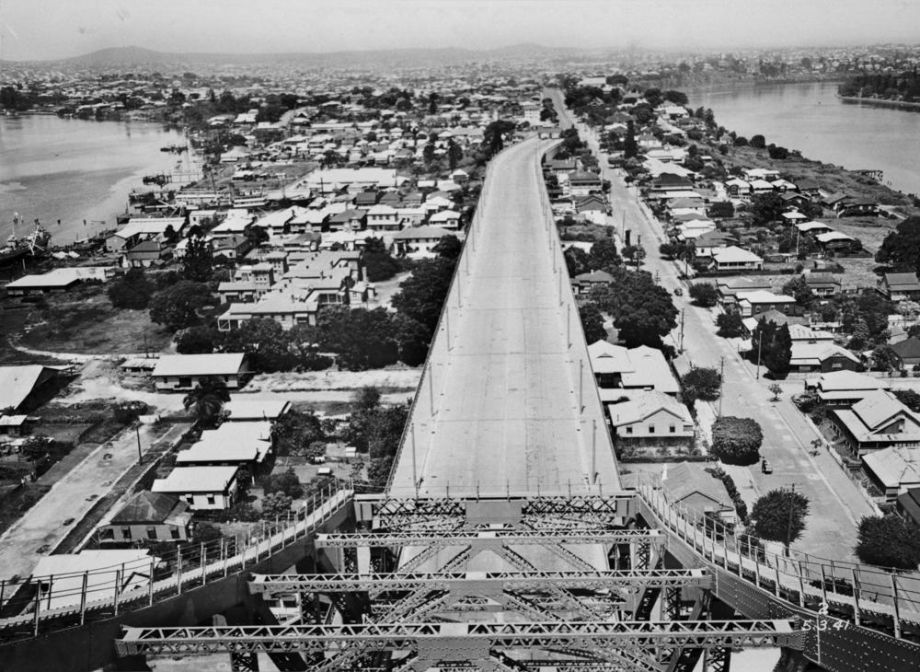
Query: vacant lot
[{"left": 16, "top": 285, "right": 172, "bottom": 355}]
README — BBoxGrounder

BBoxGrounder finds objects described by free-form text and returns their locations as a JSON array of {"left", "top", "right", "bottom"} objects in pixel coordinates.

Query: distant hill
[{"left": 2, "top": 43, "right": 586, "bottom": 70}]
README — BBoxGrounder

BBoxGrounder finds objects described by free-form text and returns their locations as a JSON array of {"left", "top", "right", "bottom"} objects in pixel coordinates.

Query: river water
[
  {"left": 690, "top": 81, "right": 920, "bottom": 197},
  {"left": 0, "top": 115, "right": 191, "bottom": 245}
]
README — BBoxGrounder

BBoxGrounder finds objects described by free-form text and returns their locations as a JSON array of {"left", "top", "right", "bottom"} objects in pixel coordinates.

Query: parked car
[
  {"left": 761, "top": 458, "right": 773, "bottom": 474},
  {"left": 674, "top": 287, "right": 683, "bottom": 296}
]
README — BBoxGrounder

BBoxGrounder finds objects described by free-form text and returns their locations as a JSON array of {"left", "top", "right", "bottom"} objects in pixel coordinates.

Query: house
[
  {"left": 587, "top": 343, "right": 682, "bottom": 395},
  {"left": 223, "top": 398, "right": 292, "bottom": 421},
  {"left": 707, "top": 246, "right": 763, "bottom": 273},
  {"left": 152, "top": 466, "right": 240, "bottom": 510},
  {"left": 568, "top": 171, "right": 603, "bottom": 197},
  {"left": 571, "top": 270, "right": 614, "bottom": 296},
  {"left": 788, "top": 324, "right": 835, "bottom": 343},
  {"left": 836, "top": 200, "right": 878, "bottom": 218},
  {"left": 878, "top": 273, "right": 920, "bottom": 301},
  {"left": 105, "top": 217, "right": 185, "bottom": 252},
  {"left": 607, "top": 391, "right": 694, "bottom": 449},
  {"left": 98, "top": 491, "right": 192, "bottom": 545},
  {"left": 587, "top": 341, "right": 634, "bottom": 388},
  {"left": 789, "top": 342, "right": 861, "bottom": 373},
  {"left": 830, "top": 390, "right": 920, "bottom": 456},
  {"left": 217, "top": 296, "right": 320, "bottom": 331},
  {"left": 392, "top": 225, "right": 457, "bottom": 258},
  {"left": 151, "top": 353, "right": 249, "bottom": 392},
  {"left": 863, "top": 447, "right": 920, "bottom": 501},
  {"left": 124, "top": 238, "right": 168, "bottom": 268},
  {"left": 428, "top": 209, "right": 462, "bottom": 230},
  {"left": 806, "top": 370, "right": 887, "bottom": 406},
  {"left": 890, "top": 338, "right": 920, "bottom": 369},
  {"left": 0, "top": 414, "right": 29, "bottom": 438},
  {"left": 815, "top": 231, "right": 861, "bottom": 253},
  {"left": 724, "top": 178, "right": 750, "bottom": 197},
  {"left": 897, "top": 487, "right": 920, "bottom": 527},
  {"left": 175, "top": 421, "right": 273, "bottom": 471},
  {"left": 662, "top": 462, "right": 736, "bottom": 524},
  {"left": 32, "top": 550, "right": 155, "bottom": 611},
  {"left": 574, "top": 194, "right": 609, "bottom": 214},
  {"left": 803, "top": 274, "right": 841, "bottom": 297},
  {"left": 0, "top": 365, "right": 60, "bottom": 413},
  {"left": 735, "top": 290, "right": 797, "bottom": 318},
  {"left": 365, "top": 204, "right": 400, "bottom": 232},
  {"left": 5, "top": 267, "right": 112, "bottom": 295}
]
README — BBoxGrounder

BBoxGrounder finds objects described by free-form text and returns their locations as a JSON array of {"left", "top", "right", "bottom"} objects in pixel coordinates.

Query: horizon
[{"left": 3, "top": 0, "right": 920, "bottom": 62}]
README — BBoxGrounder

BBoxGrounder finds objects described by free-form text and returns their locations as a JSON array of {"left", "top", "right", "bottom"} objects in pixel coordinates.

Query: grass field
[{"left": 15, "top": 285, "right": 172, "bottom": 355}]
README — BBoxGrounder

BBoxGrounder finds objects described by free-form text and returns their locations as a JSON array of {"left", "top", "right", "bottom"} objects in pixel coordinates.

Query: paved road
[
  {"left": 549, "top": 96, "right": 877, "bottom": 561},
  {"left": 388, "top": 138, "right": 620, "bottom": 500},
  {"left": 0, "top": 423, "right": 186, "bottom": 586}
]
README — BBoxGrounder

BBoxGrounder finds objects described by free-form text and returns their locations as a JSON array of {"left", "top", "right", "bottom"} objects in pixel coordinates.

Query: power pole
[
  {"left": 135, "top": 423, "right": 143, "bottom": 464},
  {"left": 679, "top": 308, "right": 685, "bottom": 352},
  {"left": 718, "top": 356, "right": 725, "bottom": 417},
  {"left": 756, "top": 328, "right": 764, "bottom": 380}
]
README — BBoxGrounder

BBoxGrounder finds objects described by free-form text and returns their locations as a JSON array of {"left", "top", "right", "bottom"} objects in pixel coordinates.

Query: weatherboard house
[{"left": 150, "top": 353, "right": 249, "bottom": 392}]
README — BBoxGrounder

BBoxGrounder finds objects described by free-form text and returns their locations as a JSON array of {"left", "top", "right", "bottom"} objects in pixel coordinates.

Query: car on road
[
  {"left": 673, "top": 287, "right": 683, "bottom": 296},
  {"left": 761, "top": 458, "right": 773, "bottom": 474}
]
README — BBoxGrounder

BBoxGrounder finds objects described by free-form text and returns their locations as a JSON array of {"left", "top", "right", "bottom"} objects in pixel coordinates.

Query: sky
[{"left": 2, "top": 0, "right": 920, "bottom": 61}]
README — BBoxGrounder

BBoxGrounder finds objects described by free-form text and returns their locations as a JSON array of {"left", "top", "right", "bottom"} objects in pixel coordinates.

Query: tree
[
  {"left": 272, "top": 410, "right": 324, "bottom": 457},
  {"left": 876, "top": 217, "right": 920, "bottom": 271},
  {"left": 751, "top": 489, "right": 810, "bottom": 550},
  {"left": 782, "top": 276, "right": 815, "bottom": 308},
  {"left": 391, "top": 313, "right": 430, "bottom": 366},
  {"left": 711, "top": 416, "right": 763, "bottom": 466},
  {"left": 316, "top": 306, "right": 399, "bottom": 370},
  {"left": 261, "top": 467, "right": 304, "bottom": 499},
  {"left": 108, "top": 269, "right": 155, "bottom": 309},
  {"left": 175, "top": 326, "right": 216, "bottom": 354},
  {"left": 688, "top": 283, "right": 719, "bottom": 308},
  {"left": 893, "top": 388, "right": 920, "bottom": 412},
  {"left": 767, "top": 144, "right": 790, "bottom": 160},
  {"left": 447, "top": 139, "right": 463, "bottom": 171},
  {"left": 708, "top": 201, "right": 734, "bottom": 219},
  {"left": 363, "top": 236, "right": 401, "bottom": 282},
  {"left": 623, "top": 119, "right": 638, "bottom": 159},
  {"left": 182, "top": 379, "right": 230, "bottom": 427},
  {"left": 749, "top": 192, "right": 786, "bottom": 226},
  {"left": 870, "top": 345, "right": 900, "bottom": 372},
  {"left": 769, "top": 383, "right": 783, "bottom": 401},
  {"left": 751, "top": 320, "right": 792, "bottom": 377},
  {"left": 564, "top": 246, "right": 590, "bottom": 277},
  {"left": 433, "top": 234, "right": 463, "bottom": 260},
  {"left": 149, "top": 281, "right": 213, "bottom": 331},
  {"left": 587, "top": 238, "right": 621, "bottom": 271},
  {"left": 481, "top": 120, "right": 516, "bottom": 158},
  {"left": 422, "top": 141, "right": 436, "bottom": 166},
  {"left": 750, "top": 134, "right": 766, "bottom": 149},
  {"left": 716, "top": 311, "right": 744, "bottom": 338},
  {"left": 855, "top": 515, "right": 920, "bottom": 569},
  {"left": 391, "top": 257, "right": 457, "bottom": 335},
  {"left": 579, "top": 302, "right": 607, "bottom": 344},
  {"left": 345, "top": 388, "right": 409, "bottom": 462},
  {"left": 182, "top": 236, "right": 214, "bottom": 282},
  {"left": 683, "top": 366, "right": 721, "bottom": 403},
  {"left": 590, "top": 268, "right": 677, "bottom": 349},
  {"left": 261, "top": 492, "right": 293, "bottom": 519}
]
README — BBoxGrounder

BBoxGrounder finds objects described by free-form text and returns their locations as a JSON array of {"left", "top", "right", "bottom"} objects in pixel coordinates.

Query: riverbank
[{"left": 839, "top": 95, "right": 920, "bottom": 111}]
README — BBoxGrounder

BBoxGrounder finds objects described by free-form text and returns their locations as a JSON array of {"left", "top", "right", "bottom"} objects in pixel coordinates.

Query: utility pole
[
  {"left": 756, "top": 328, "right": 764, "bottom": 380},
  {"left": 135, "top": 423, "right": 143, "bottom": 464},
  {"left": 718, "top": 356, "right": 725, "bottom": 417},
  {"left": 679, "top": 308, "right": 685, "bottom": 352},
  {"left": 785, "top": 483, "right": 797, "bottom": 556}
]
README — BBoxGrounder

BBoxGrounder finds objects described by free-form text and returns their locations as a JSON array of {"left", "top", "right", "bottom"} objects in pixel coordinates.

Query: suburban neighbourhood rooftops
[
  {"left": 152, "top": 466, "right": 239, "bottom": 494},
  {"left": 151, "top": 353, "right": 247, "bottom": 378}
]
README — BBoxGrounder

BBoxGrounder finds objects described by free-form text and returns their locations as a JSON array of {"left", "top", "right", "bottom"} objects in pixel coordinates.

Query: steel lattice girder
[
  {"left": 249, "top": 569, "right": 711, "bottom": 594},
  {"left": 115, "top": 620, "right": 803, "bottom": 657},
  {"left": 315, "top": 528, "right": 663, "bottom": 547},
  {"left": 362, "top": 495, "right": 635, "bottom": 519}
]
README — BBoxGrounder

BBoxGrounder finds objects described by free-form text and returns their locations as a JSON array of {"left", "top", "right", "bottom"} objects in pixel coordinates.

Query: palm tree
[{"left": 183, "top": 379, "right": 230, "bottom": 427}]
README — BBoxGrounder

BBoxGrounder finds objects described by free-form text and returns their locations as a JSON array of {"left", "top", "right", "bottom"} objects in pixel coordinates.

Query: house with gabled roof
[
  {"left": 831, "top": 390, "right": 920, "bottom": 457},
  {"left": 863, "top": 447, "right": 920, "bottom": 501},
  {"left": 607, "top": 390, "right": 694, "bottom": 450},
  {"left": 805, "top": 370, "right": 888, "bottom": 406},
  {"left": 878, "top": 272, "right": 920, "bottom": 301},
  {"left": 662, "top": 462, "right": 736, "bottom": 523},
  {"left": 98, "top": 491, "right": 192, "bottom": 545}
]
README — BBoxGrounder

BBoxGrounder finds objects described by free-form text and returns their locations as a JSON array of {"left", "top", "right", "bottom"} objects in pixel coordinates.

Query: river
[
  {"left": 0, "top": 114, "right": 192, "bottom": 246},
  {"left": 690, "top": 81, "right": 920, "bottom": 197}
]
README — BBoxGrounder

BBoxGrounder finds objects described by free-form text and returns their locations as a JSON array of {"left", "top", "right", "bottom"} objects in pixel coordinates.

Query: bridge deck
[{"left": 388, "top": 138, "right": 619, "bottom": 500}]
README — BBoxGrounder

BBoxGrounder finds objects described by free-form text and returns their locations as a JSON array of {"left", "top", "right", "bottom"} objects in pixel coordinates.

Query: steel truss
[
  {"left": 250, "top": 569, "right": 711, "bottom": 594},
  {"left": 315, "top": 528, "right": 663, "bottom": 547},
  {"left": 363, "top": 494, "right": 635, "bottom": 524},
  {"left": 116, "top": 620, "right": 803, "bottom": 657}
]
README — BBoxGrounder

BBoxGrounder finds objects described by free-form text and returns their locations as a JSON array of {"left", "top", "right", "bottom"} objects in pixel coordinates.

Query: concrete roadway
[
  {"left": 388, "top": 138, "right": 620, "bottom": 501},
  {"left": 556, "top": 104, "right": 876, "bottom": 561}
]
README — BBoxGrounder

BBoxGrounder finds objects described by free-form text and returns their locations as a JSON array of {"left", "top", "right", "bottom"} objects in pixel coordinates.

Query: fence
[
  {"left": 0, "top": 481, "right": 353, "bottom": 640},
  {"left": 636, "top": 481, "right": 920, "bottom": 638}
]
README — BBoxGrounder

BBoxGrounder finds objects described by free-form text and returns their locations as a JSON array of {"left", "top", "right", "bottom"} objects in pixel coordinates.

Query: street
[{"left": 547, "top": 90, "right": 878, "bottom": 561}]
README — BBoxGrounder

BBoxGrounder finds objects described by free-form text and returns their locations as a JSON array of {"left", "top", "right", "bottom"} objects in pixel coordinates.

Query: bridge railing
[
  {"left": 0, "top": 480, "right": 354, "bottom": 640},
  {"left": 385, "top": 149, "right": 495, "bottom": 496},
  {"left": 636, "top": 482, "right": 920, "bottom": 637}
]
